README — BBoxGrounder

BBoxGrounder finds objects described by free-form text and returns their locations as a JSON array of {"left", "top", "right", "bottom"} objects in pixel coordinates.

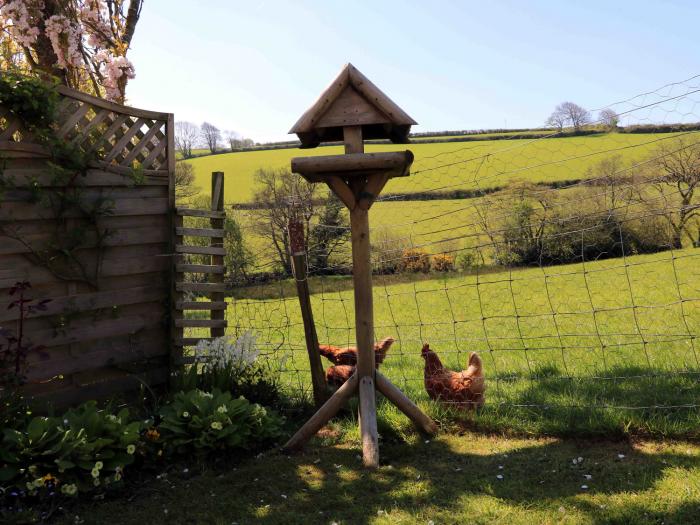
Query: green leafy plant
[
  {"left": 157, "top": 388, "right": 283, "bottom": 456},
  {"left": 0, "top": 402, "right": 141, "bottom": 496}
]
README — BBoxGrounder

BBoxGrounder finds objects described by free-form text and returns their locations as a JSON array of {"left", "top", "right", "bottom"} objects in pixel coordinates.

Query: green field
[
  {"left": 184, "top": 132, "right": 689, "bottom": 204},
  {"left": 185, "top": 247, "right": 700, "bottom": 437}
]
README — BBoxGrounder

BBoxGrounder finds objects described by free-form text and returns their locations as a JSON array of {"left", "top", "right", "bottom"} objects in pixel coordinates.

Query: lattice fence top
[{"left": 0, "top": 85, "right": 172, "bottom": 174}]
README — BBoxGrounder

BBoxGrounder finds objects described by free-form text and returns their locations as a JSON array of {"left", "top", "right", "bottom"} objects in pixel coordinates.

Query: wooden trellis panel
[
  {"left": 0, "top": 86, "right": 175, "bottom": 408},
  {"left": 172, "top": 171, "right": 229, "bottom": 361}
]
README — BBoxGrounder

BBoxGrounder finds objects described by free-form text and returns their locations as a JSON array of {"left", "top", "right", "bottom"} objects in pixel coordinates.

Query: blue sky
[{"left": 126, "top": 0, "right": 700, "bottom": 142}]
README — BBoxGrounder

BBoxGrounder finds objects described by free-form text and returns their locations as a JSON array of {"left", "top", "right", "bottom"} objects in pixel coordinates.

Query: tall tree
[
  {"left": 200, "top": 122, "right": 221, "bottom": 153},
  {"left": 174, "top": 162, "right": 200, "bottom": 202},
  {"left": 599, "top": 108, "right": 620, "bottom": 131},
  {"left": 175, "top": 121, "right": 199, "bottom": 159},
  {"left": 546, "top": 101, "right": 591, "bottom": 132},
  {"left": 0, "top": 0, "right": 142, "bottom": 102},
  {"left": 250, "top": 168, "right": 319, "bottom": 275},
  {"left": 643, "top": 137, "right": 700, "bottom": 248},
  {"left": 308, "top": 192, "right": 350, "bottom": 273}
]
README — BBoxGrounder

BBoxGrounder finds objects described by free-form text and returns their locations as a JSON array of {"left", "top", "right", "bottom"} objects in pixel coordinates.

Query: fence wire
[{"left": 199, "top": 75, "right": 700, "bottom": 421}]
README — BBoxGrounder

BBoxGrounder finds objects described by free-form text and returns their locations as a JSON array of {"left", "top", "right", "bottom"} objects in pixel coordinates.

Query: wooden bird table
[{"left": 283, "top": 64, "right": 437, "bottom": 467}]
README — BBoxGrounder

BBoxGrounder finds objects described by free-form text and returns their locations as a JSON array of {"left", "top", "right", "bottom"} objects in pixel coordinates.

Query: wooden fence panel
[{"left": 0, "top": 86, "right": 174, "bottom": 408}]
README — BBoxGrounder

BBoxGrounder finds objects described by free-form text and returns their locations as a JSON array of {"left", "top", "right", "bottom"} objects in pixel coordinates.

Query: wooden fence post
[
  {"left": 210, "top": 172, "right": 226, "bottom": 339},
  {"left": 288, "top": 218, "right": 330, "bottom": 407}
]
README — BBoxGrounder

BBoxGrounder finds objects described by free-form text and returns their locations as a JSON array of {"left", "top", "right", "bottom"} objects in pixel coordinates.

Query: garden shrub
[
  {"left": 157, "top": 389, "right": 284, "bottom": 456},
  {"left": 455, "top": 249, "right": 478, "bottom": 271},
  {"left": 399, "top": 248, "right": 431, "bottom": 273},
  {"left": 431, "top": 253, "right": 455, "bottom": 272}
]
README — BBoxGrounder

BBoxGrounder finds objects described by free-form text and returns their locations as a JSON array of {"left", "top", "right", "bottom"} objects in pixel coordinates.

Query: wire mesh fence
[{"left": 188, "top": 74, "right": 700, "bottom": 432}]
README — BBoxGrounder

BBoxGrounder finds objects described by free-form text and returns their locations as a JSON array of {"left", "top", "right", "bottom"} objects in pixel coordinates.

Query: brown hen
[
  {"left": 421, "top": 343, "right": 485, "bottom": 409},
  {"left": 318, "top": 336, "right": 395, "bottom": 366},
  {"left": 321, "top": 336, "right": 395, "bottom": 388}
]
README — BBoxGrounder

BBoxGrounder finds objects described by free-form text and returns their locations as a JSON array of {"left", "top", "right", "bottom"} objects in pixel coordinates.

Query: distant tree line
[{"left": 174, "top": 121, "right": 258, "bottom": 158}]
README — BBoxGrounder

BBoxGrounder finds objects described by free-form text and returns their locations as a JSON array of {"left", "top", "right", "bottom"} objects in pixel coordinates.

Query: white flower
[
  {"left": 211, "top": 421, "right": 223, "bottom": 430},
  {"left": 94, "top": 461, "right": 103, "bottom": 470},
  {"left": 126, "top": 444, "right": 136, "bottom": 455},
  {"left": 91, "top": 468, "right": 100, "bottom": 478},
  {"left": 182, "top": 412, "right": 190, "bottom": 418},
  {"left": 217, "top": 405, "right": 227, "bottom": 414}
]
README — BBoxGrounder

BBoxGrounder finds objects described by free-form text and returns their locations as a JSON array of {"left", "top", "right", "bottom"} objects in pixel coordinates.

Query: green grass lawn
[
  {"left": 181, "top": 247, "right": 700, "bottom": 438},
  {"left": 61, "top": 432, "right": 700, "bottom": 524},
  {"left": 184, "top": 132, "right": 690, "bottom": 204}
]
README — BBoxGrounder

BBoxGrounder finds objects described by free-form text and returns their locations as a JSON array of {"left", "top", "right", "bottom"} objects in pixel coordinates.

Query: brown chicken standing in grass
[
  {"left": 421, "top": 343, "right": 485, "bottom": 409},
  {"left": 322, "top": 336, "right": 395, "bottom": 388}
]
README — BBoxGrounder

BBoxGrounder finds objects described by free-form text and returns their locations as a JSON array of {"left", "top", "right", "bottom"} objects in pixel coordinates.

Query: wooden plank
[
  {"left": 175, "top": 264, "right": 225, "bottom": 274},
  {"left": 26, "top": 329, "right": 167, "bottom": 380},
  {"left": 317, "top": 86, "right": 391, "bottom": 129},
  {"left": 176, "top": 227, "right": 226, "bottom": 238},
  {"left": 120, "top": 121, "right": 164, "bottom": 166},
  {"left": 0, "top": 168, "right": 169, "bottom": 187},
  {"left": 175, "top": 245, "right": 226, "bottom": 256},
  {"left": 24, "top": 365, "right": 169, "bottom": 409},
  {"left": 30, "top": 311, "right": 165, "bottom": 348},
  {"left": 176, "top": 282, "right": 227, "bottom": 293},
  {"left": 56, "top": 85, "right": 171, "bottom": 121},
  {"left": 1, "top": 197, "right": 168, "bottom": 221},
  {"left": 176, "top": 301, "right": 227, "bottom": 310},
  {"left": 175, "top": 319, "right": 227, "bottom": 328},
  {"left": 326, "top": 175, "right": 357, "bottom": 210},
  {"left": 283, "top": 373, "right": 358, "bottom": 451},
  {"left": 71, "top": 108, "right": 110, "bottom": 146},
  {"left": 105, "top": 117, "right": 148, "bottom": 163},
  {"left": 359, "top": 172, "right": 390, "bottom": 210},
  {"left": 176, "top": 208, "right": 226, "bottom": 219},
  {"left": 57, "top": 102, "right": 90, "bottom": 138},
  {"left": 291, "top": 151, "right": 413, "bottom": 177},
  {"left": 0, "top": 254, "right": 168, "bottom": 289},
  {"left": 0, "top": 226, "right": 169, "bottom": 255},
  {"left": 140, "top": 137, "right": 167, "bottom": 170}
]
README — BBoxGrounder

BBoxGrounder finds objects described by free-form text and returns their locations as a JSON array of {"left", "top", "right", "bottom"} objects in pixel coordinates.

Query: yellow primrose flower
[
  {"left": 61, "top": 483, "right": 78, "bottom": 496},
  {"left": 91, "top": 467, "right": 100, "bottom": 478},
  {"left": 127, "top": 444, "right": 136, "bottom": 454},
  {"left": 182, "top": 411, "right": 190, "bottom": 418},
  {"left": 42, "top": 473, "right": 58, "bottom": 485},
  {"left": 93, "top": 478, "right": 101, "bottom": 487},
  {"left": 217, "top": 405, "right": 227, "bottom": 414},
  {"left": 211, "top": 421, "right": 223, "bottom": 430},
  {"left": 95, "top": 461, "right": 103, "bottom": 470}
]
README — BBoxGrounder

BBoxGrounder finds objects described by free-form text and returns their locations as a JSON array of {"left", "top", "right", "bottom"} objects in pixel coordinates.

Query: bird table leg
[
  {"left": 376, "top": 371, "right": 437, "bottom": 435},
  {"left": 283, "top": 373, "right": 359, "bottom": 451}
]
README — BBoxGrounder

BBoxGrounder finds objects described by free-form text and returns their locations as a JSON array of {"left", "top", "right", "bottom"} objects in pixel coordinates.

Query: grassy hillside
[{"left": 184, "top": 132, "right": 686, "bottom": 204}]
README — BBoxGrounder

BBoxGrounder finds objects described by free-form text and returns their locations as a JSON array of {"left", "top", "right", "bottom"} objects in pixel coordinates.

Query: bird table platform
[{"left": 283, "top": 63, "right": 437, "bottom": 468}]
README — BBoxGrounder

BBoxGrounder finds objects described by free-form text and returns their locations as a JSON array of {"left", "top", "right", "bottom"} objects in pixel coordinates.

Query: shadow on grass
[
  {"left": 72, "top": 433, "right": 699, "bottom": 525},
  {"left": 467, "top": 363, "right": 700, "bottom": 439}
]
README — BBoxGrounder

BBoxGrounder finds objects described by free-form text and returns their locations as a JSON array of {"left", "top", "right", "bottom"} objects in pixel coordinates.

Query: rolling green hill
[{"left": 183, "top": 132, "right": 688, "bottom": 204}]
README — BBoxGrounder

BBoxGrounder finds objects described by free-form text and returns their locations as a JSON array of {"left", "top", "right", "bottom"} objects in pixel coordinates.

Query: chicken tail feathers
[{"left": 468, "top": 352, "right": 483, "bottom": 374}]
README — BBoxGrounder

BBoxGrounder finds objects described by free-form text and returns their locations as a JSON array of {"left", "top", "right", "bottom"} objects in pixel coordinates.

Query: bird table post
[{"left": 283, "top": 64, "right": 437, "bottom": 468}]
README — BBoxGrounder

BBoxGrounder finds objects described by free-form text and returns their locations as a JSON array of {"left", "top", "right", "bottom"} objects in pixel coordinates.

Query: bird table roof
[{"left": 289, "top": 63, "right": 417, "bottom": 148}]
